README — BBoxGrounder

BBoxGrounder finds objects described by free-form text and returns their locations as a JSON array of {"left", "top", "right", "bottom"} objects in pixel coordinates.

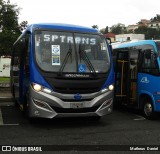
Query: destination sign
[{"left": 43, "top": 34, "right": 96, "bottom": 45}]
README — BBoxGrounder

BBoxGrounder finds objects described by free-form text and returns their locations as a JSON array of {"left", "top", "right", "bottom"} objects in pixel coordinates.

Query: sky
[{"left": 9, "top": 0, "right": 160, "bottom": 30}]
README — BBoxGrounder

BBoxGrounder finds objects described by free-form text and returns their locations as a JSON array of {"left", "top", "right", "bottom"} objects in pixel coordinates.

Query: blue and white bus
[
  {"left": 112, "top": 40, "right": 160, "bottom": 119},
  {"left": 10, "top": 23, "right": 114, "bottom": 119}
]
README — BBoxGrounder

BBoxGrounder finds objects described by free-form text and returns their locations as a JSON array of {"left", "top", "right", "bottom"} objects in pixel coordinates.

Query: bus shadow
[{"left": 28, "top": 116, "right": 110, "bottom": 128}]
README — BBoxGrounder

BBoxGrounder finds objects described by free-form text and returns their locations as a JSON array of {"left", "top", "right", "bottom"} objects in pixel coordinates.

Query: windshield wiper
[
  {"left": 58, "top": 45, "right": 72, "bottom": 75},
  {"left": 79, "top": 45, "right": 96, "bottom": 75}
]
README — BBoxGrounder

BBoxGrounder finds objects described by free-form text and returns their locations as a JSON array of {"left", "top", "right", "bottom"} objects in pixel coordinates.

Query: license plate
[{"left": 70, "top": 102, "right": 83, "bottom": 108}]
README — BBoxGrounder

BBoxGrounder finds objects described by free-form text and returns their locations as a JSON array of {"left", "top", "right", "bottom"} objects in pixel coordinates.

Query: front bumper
[{"left": 28, "top": 85, "right": 113, "bottom": 118}]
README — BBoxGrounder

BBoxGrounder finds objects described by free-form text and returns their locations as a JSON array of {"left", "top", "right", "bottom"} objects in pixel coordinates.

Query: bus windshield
[{"left": 35, "top": 31, "right": 110, "bottom": 73}]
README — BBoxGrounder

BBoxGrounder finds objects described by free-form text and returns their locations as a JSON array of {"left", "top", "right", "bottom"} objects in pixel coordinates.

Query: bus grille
[{"left": 51, "top": 105, "right": 101, "bottom": 113}]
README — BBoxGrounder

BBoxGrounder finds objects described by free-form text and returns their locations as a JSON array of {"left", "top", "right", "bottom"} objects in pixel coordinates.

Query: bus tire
[{"left": 143, "top": 97, "right": 155, "bottom": 120}]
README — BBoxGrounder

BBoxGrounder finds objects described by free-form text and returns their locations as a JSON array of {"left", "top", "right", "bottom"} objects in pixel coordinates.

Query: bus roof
[
  {"left": 112, "top": 40, "right": 160, "bottom": 50},
  {"left": 25, "top": 23, "right": 99, "bottom": 34},
  {"left": 14, "top": 23, "right": 100, "bottom": 46}
]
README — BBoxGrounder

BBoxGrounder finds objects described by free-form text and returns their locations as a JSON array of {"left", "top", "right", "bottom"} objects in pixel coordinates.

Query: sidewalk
[{"left": 0, "top": 87, "right": 13, "bottom": 103}]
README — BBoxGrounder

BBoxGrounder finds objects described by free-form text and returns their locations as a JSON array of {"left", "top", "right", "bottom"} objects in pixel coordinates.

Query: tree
[
  {"left": 104, "top": 26, "right": 108, "bottom": 34},
  {"left": 19, "top": 21, "right": 28, "bottom": 31},
  {"left": 111, "top": 25, "right": 123, "bottom": 35},
  {"left": 92, "top": 25, "right": 99, "bottom": 29},
  {"left": 0, "top": 0, "right": 28, "bottom": 55},
  {"left": 134, "top": 26, "right": 160, "bottom": 39},
  {"left": 151, "top": 14, "right": 160, "bottom": 22}
]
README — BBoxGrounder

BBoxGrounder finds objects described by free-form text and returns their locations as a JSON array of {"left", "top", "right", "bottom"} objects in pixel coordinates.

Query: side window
[
  {"left": 12, "top": 40, "right": 23, "bottom": 74},
  {"left": 140, "top": 50, "right": 159, "bottom": 75},
  {"left": 24, "top": 34, "right": 30, "bottom": 76},
  {"left": 130, "top": 49, "right": 139, "bottom": 80},
  {"left": 135, "top": 45, "right": 159, "bottom": 75}
]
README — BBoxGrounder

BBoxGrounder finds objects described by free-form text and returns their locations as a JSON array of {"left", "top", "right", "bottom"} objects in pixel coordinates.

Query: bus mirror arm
[{"left": 106, "top": 38, "right": 112, "bottom": 45}]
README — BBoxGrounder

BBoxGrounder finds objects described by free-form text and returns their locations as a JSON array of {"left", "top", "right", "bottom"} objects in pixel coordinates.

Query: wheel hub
[{"left": 144, "top": 103, "right": 152, "bottom": 116}]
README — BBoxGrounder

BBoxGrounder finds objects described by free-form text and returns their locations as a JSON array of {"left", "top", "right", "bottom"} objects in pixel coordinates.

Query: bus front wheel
[{"left": 143, "top": 98, "right": 155, "bottom": 120}]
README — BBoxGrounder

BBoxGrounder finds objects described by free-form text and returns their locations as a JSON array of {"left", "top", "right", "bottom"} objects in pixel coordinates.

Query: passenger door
[
  {"left": 129, "top": 49, "right": 139, "bottom": 104},
  {"left": 114, "top": 49, "right": 130, "bottom": 104},
  {"left": 114, "top": 48, "right": 139, "bottom": 106}
]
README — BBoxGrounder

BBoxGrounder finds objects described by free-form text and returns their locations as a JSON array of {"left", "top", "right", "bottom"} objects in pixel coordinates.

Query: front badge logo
[{"left": 74, "top": 93, "right": 82, "bottom": 100}]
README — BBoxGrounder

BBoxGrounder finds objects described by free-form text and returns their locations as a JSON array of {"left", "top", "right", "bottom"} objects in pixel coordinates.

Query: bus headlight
[
  {"left": 33, "top": 83, "right": 42, "bottom": 92},
  {"left": 109, "top": 85, "right": 114, "bottom": 91},
  {"left": 101, "top": 84, "right": 114, "bottom": 93},
  {"left": 32, "top": 83, "right": 52, "bottom": 94}
]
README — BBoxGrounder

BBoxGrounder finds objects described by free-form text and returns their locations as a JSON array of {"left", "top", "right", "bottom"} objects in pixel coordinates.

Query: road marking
[
  {"left": 0, "top": 108, "right": 4, "bottom": 125},
  {"left": 134, "top": 115, "right": 146, "bottom": 121}
]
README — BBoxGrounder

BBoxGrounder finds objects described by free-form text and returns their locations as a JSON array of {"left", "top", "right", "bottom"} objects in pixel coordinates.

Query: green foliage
[
  {"left": 104, "top": 26, "right": 108, "bottom": 34},
  {"left": 92, "top": 25, "right": 99, "bottom": 29},
  {"left": 111, "top": 25, "right": 123, "bottom": 35},
  {"left": 134, "top": 26, "right": 160, "bottom": 39},
  {"left": 151, "top": 14, "right": 160, "bottom": 22},
  {"left": 102, "top": 14, "right": 160, "bottom": 39},
  {"left": 0, "top": 77, "right": 10, "bottom": 82},
  {"left": 0, "top": 0, "right": 28, "bottom": 55}
]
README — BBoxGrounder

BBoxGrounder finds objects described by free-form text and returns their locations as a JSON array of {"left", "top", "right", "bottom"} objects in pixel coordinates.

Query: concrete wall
[
  {"left": 0, "top": 57, "right": 11, "bottom": 77},
  {"left": 115, "top": 34, "right": 145, "bottom": 42}
]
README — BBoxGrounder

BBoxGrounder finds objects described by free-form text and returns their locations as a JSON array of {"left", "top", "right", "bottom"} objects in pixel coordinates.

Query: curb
[
  {"left": 0, "top": 97, "right": 14, "bottom": 106},
  {"left": 0, "top": 97, "right": 13, "bottom": 102},
  {"left": 0, "top": 101, "right": 14, "bottom": 106}
]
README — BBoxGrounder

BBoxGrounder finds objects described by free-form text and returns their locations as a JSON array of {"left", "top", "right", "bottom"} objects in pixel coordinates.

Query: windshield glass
[{"left": 35, "top": 31, "right": 110, "bottom": 73}]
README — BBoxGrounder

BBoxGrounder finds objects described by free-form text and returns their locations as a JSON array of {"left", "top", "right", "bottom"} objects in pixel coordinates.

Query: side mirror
[
  {"left": 106, "top": 38, "right": 112, "bottom": 45},
  {"left": 106, "top": 38, "right": 112, "bottom": 52}
]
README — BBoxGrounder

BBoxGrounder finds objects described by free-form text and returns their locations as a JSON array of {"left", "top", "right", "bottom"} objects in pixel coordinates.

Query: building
[
  {"left": 127, "top": 25, "right": 139, "bottom": 32},
  {"left": 137, "top": 19, "right": 150, "bottom": 26},
  {"left": 0, "top": 56, "right": 11, "bottom": 77},
  {"left": 105, "top": 32, "right": 115, "bottom": 42},
  {"left": 115, "top": 34, "right": 145, "bottom": 42},
  {"left": 148, "top": 21, "right": 160, "bottom": 29}
]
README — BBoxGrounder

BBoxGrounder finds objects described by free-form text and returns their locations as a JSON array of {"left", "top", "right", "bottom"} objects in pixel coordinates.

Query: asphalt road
[{"left": 0, "top": 103, "right": 160, "bottom": 154}]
